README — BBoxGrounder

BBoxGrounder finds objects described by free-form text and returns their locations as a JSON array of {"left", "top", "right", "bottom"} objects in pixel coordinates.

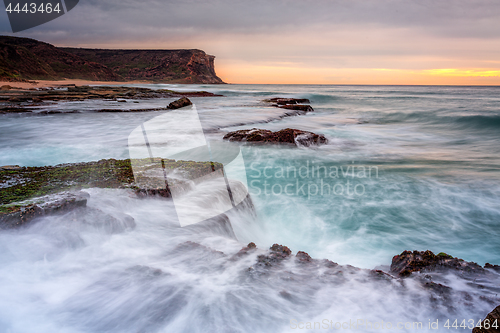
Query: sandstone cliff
[
  {"left": 0, "top": 36, "right": 225, "bottom": 84},
  {"left": 62, "top": 48, "right": 224, "bottom": 84}
]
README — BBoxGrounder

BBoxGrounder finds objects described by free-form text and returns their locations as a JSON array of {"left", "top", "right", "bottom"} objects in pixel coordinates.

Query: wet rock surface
[
  {"left": 223, "top": 128, "right": 328, "bottom": 147},
  {"left": 0, "top": 158, "right": 224, "bottom": 228},
  {"left": 188, "top": 242, "right": 500, "bottom": 321},
  {"left": 278, "top": 104, "right": 314, "bottom": 112},
  {"left": 0, "top": 85, "right": 222, "bottom": 114},
  {"left": 391, "top": 250, "right": 485, "bottom": 277},
  {"left": 0, "top": 191, "right": 89, "bottom": 229},
  {"left": 264, "top": 97, "right": 315, "bottom": 112},
  {"left": 264, "top": 98, "right": 311, "bottom": 105}
]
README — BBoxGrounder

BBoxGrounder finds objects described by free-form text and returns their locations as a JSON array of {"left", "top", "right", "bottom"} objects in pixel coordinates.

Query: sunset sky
[{"left": 1, "top": 0, "right": 500, "bottom": 85}]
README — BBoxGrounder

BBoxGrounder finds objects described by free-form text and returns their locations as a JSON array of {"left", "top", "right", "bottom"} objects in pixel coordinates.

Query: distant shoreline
[
  {"left": 0, "top": 79, "right": 155, "bottom": 90},
  {"left": 2, "top": 80, "right": 500, "bottom": 90}
]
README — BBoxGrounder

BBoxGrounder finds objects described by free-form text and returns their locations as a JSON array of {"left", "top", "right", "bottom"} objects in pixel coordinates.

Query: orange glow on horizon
[{"left": 216, "top": 64, "right": 500, "bottom": 85}]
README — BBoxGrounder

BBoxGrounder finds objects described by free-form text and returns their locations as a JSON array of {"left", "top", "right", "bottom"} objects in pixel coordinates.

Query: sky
[{"left": 1, "top": 0, "right": 500, "bottom": 85}]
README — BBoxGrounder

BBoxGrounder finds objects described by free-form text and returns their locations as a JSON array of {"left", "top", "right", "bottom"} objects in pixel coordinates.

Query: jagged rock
[
  {"left": 257, "top": 244, "right": 292, "bottom": 267},
  {"left": 473, "top": 305, "right": 500, "bottom": 333},
  {"left": 485, "top": 263, "right": 500, "bottom": 272},
  {"left": 134, "top": 188, "right": 172, "bottom": 198},
  {"left": 323, "top": 259, "right": 339, "bottom": 268},
  {"left": 423, "top": 281, "right": 452, "bottom": 294},
  {"left": 390, "top": 250, "right": 485, "bottom": 277},
  {"left": 167, "top": 97, "right": 192, "bottom": 109},
  {"left": 231, "top": 242, "right": 258, "bottom": 260},
  {"left": 0, "top": 191, "right": 89, "bottom": 229},
  {"left": 369, "top": 269, "right": 395, "bottom": 281},
  {"left": 263, "top": 97, "right": 314, "bottom": 112},
  {"left": 296, "top": 251, "right": 313, "bottom": 263},
  {"left": 279, "top": 104, "right": 314, "bottom": 112},
  {"left": 264, "top": 98, "right": 310, "bottom": 105},
  {"left": 223, "top": 128, "right": 327, "bottom": 147}
]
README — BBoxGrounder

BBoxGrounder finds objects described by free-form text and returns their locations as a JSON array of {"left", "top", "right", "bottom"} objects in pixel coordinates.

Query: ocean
[{"left": 0, "top": 84, "right": 499, "bottom": 332}]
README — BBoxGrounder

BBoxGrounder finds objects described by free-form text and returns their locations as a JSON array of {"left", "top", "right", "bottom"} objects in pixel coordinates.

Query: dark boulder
[
  {"left": 231, "top": 242, "right": 258, "bottom": 260},
  {"left": 256, "top": 244, "right": 293, "bottom": 267},
  {"left": 263, "top": 97, "right": 314, "bottom": 112},
  {"left": 264, "top": 98, "right": 310, "bottom": 105},
  {"left": 390, "top": 250, "right": 484, "bottom": 277},
  {"left": 485, "top": 263, "right": 500, "bottom": 272},
  {"left": 223, "top": 128, "right": 327, "bottom": 147},
  {"left": 296, "top": 251, "right": 313, "bottom": 263},
  {"left": 279, "top": 104, "right": 314, "bottom": 112},
  {"left": 167, "top": 97, "right": 192, "bottom": 109}
]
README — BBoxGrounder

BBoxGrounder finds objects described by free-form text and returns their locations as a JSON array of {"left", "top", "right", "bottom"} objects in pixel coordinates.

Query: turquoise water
[
  {"left": 1, "top": 85, "right": 499, "bottom": 266},
  {"left": 0, "top": 84, "right": 499, "bottom": 332}
]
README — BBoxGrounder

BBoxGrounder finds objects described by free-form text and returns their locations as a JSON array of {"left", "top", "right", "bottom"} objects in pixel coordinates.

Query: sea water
[{"left": 0, "top": 84, "right": 499, "bottom": 332}]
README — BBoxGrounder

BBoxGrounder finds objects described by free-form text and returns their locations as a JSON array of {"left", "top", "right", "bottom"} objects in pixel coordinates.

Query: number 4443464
[
  {"left": 444, "top": 319, "right": 499, "bottom": 330},
  {"left": 5, "top": 3, "right": 61, "bottom": 14}
]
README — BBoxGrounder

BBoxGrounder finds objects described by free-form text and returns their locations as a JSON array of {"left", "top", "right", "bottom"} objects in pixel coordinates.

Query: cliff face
[
  {"left": 0, "top": 36, "right": 225, "bottom": 84},
  {"left": 0, "top": 36, "right": 119, "bottom": 81},
  {"left": 62, "top": 48, "right": 225, "bottom": 84}
]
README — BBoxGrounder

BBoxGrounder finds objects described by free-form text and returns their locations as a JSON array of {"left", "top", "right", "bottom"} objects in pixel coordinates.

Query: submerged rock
[
  {"left": 263, "top": 97, "right": 315, "bottom": 112},
  {"left": 264, "top": 98, "right": 311, "bottom": 105},
  {"left": 485, "top": 263, "right": 500, "bottom": 272},
  {"left": 278, "top": 104, "right": 314, "bottom": 112},
  {"left": 390, "top": 250, "right": 485, "bottom": 277},
  {"left": 167, "top": 97, "right": 192, "bottom": 109},
  {"left": 223, "top": 128, "right": 328, "bottom": 147}
]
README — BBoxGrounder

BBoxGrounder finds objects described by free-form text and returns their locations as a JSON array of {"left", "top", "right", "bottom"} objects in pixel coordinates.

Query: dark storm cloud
[
  {"left": 1, "top": 0, "right": 500, "bottom": 84},
  {"left": 2, "top": 0, "right": 500, "bottom": 42}
]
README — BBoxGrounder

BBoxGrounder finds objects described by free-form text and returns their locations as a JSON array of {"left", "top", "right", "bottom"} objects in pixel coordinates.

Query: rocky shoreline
[
  {"left": 0, "top": 157, "right": 499, "bottom": 330},
  {"left": 0, "top": 85, "right": 221, "bottom": 114},
  {"left": 184, "top": 241, "right": 500, "bottom": 331},
  {"left": 0, "top": 158, "right": 222, "bottom": 227}
]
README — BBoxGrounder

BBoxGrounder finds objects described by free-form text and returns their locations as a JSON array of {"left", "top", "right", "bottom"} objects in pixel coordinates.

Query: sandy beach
[{"left": 0, "top": 79, "right": 152, "bottom": 90}]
